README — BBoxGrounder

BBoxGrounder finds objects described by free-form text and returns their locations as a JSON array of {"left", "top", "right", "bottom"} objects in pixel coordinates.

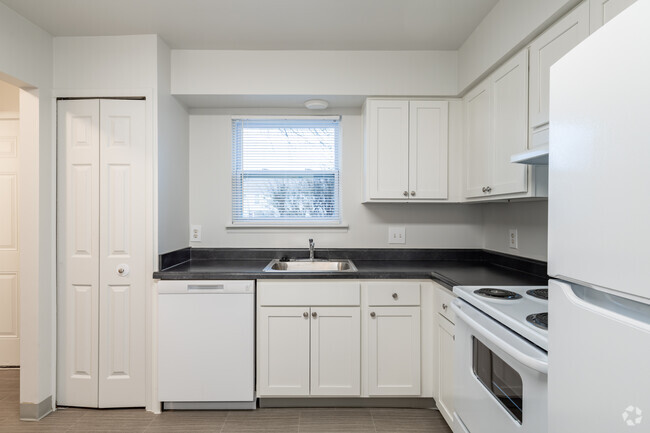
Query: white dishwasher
[{"left": 158, "top": 280, "right": 255, "bottom": 409}]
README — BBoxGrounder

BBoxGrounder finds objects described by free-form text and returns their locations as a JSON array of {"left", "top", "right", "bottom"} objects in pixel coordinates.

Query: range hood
[{"left": 511, "top": 145, "right": 549, "bottom": 165}]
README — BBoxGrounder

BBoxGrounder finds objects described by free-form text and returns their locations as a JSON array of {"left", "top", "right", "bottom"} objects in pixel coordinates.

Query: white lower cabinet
[
  {"left": 433, "top": 284, "right": 457, "bottom": 430},
  {"left": 257, "top": 281, "right": 362, "bottom": 397},
  {"left": 311, "top": 307, "right": 361, "bottom": 396},
  {"left": 258, "top": 280, "right": 434, "bottom": 400},
  {"left": 367, "top": 307, "right": 421, "bottom": 396},
  {"left": 258, "top": 307, "right": 311, "bottom": 396},
  {"left": 258, "top": 306, "right": 360, "bottom": 397},
  {"left": 437, "top": 315, "right": 455, "bottom": 427}
]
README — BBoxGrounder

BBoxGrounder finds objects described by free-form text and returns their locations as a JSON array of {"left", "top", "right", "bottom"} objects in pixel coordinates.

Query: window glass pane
[
  {"left": 232, "top": 118, "right": 341, "bottom": 224},
  {"left": 472, "top": 337, "right": 524, "bottom": 423}
]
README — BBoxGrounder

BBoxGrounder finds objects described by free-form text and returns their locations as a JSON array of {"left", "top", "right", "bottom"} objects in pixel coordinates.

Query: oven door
[{"left": 451, "top": 299, "right": 548, "bottom": 433}]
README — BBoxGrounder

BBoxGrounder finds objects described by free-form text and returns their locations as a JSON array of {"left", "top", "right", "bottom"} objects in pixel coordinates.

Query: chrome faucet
[{"left": 309, "top": 238, "right": 315, "bottom": 261}]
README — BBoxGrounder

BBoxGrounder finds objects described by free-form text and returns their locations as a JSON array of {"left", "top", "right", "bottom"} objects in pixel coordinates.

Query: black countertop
[{"left": 153, "top": 248, "right": 548, "bottom": 290}]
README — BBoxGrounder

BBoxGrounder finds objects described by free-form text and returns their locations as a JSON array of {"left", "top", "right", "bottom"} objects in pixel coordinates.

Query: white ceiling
[{"left": 1, "top": 0, "right": 499, "bottom": 50}]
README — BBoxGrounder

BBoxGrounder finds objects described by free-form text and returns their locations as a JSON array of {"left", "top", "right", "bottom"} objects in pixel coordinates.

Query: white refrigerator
[{"left": 548, "top": 1, "right": 650, "bottom": 432}]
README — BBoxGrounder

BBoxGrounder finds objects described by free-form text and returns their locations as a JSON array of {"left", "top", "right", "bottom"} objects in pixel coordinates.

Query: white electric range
[{"left": 451, "top": 286, "right": 549, "bottom": 433}]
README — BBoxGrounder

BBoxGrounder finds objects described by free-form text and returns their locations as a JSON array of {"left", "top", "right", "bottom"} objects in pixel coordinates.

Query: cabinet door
[
  {"left": 490, "top": 50, "right": 528, "bottom": 197},
  {"left": 368, "top": 307, "right": 420, "bottom": 396},
  {"left": 310, "top": 307, "right": 360, "bottom": 396},
  {"left": 589, "top": 0, "right": 637, "bottom": 32},
  {"left": 529, "top": 1, "right": 589, "bottom": 130},
  {"left": 408, "top": 101, "right": 448, "bottom": 200},
  {"left": 366, "top": 99, "right": 410, "bottom": 200},
  {"left": 259, "top": 307, "right": 310, "bottom": 396},
  {"left": 437, "top": 315, "right": 455, "bottom": 428},
  {"left": 464, "top": 80, "right": 492, "bottom": 198}
]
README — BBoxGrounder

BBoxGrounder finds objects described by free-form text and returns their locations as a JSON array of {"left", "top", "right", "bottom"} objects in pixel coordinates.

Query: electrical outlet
[
  {"left": 388, "top": 226, "right": 406, "bottom": 244},
  {"left": 509, "top": 229, "right": 518, "bottom": 249},
  {"left": 191, "top": 225, "right": 202, "bottom": 242}
]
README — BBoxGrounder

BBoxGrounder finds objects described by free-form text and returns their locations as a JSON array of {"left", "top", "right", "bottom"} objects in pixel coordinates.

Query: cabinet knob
[
  {"left": 370, "top": 312, "right": 376, "bottom": 318},
  {"left": 442, "top": 303, "right": 448, "bottom": 310},
  {"left": 403, "top": 191, "right": 408, "bottom": 197},
  {"left": 392, "top": 292, "right": 398, "bottom": 300},
  {"left": 485, "top": 186, "right": 492, "bottom": 193},
  {"left": 410, "top": 191, "right": 415, "bottom": 196},
  {"left": 312, "top": 312, "right": 317, "bottom": 318},
  {"left": 482, "top": 187, "right": 486, "bottom": 193},
  {"left": 303, "top": 312, "right": 309, "bottom": 318}
]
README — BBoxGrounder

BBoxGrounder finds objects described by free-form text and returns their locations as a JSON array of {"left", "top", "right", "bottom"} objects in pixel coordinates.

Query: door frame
[{"left": 51, "top": 89, "right": 158, "bottom": 412}]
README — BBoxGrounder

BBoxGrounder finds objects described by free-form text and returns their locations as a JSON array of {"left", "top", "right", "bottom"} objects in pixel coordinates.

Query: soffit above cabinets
[{"left": 0, "top": 0, "right": 498, "bottom": 50}]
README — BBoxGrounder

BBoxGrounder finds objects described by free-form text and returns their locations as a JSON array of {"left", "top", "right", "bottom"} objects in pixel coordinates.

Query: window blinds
[{"left": 231, "top": 118, "right": 341, "bottom": 224}]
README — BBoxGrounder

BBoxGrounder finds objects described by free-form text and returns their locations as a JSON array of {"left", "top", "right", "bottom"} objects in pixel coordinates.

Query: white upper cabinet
[
  {"left": 464, "top": 81, "right": 492, "bottom": 198},
  {"left": 529, "top": 1, "right": 589, "bottom": 145},
  {"left": 464, "top": 50, "right": 531, "bottom": 200},
  {"left": 364, "top": 99, "right": 449, "bottom": 202},
  {"left": 490, "top": 51, "right": 529, "bottom": 196},
  {"left": 408, "top": 101, "right": 449, "bottom": 200},
  {"left": 589, "top": 0, "right": 637, "bottom": 33},
  {"left": 365, "top": 99, "right": 410, "bottom": 200}
]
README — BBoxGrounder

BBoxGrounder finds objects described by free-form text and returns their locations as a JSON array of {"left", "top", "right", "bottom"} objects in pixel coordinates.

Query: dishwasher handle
[
  {"left": 188, "top": 284, "right": 225, "bottom": 292},
  {"left": 158, "top": 280, "right": 255, "bottom": 294}
]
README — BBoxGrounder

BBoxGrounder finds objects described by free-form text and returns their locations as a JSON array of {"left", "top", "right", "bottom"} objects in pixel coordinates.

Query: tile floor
[{"left": 0, "top": 370, "right": 452, "bottom": 432}]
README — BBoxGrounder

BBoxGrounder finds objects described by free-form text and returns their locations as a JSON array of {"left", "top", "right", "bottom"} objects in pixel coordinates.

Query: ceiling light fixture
[{"left": 304, "top": 99, "right": 329, "bottom": 110}]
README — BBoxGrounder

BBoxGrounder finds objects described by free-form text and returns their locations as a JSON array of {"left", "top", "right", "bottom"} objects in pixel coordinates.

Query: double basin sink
[{"left": 263, "top": 258, "right": 357, "bottom": 273}]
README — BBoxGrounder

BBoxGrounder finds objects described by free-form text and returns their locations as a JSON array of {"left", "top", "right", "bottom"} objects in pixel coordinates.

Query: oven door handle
[{"left": 451, "top": 300, "right": 548, "bottom": 375}]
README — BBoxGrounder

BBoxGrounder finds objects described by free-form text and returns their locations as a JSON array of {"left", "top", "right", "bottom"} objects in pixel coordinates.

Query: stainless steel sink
[{"left": 263, "top": 259, "right": 358, "bottom": 272}]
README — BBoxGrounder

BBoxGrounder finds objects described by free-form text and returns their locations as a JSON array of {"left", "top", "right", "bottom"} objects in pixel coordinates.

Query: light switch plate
[
  {"left": 509, "top": 229, "right": 518, "bottom": 249},
  {"left": 191, "top": 225, "right": 202, "bottom": 242},
  {"left": 388, "top": 226, "right": 406, "bottom": 244}
]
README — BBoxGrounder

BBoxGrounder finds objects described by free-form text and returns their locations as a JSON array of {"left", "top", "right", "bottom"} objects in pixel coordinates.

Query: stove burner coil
[
  {"left": 526, "top": 312, "right": 548, "bottom": 330},
  {"left": 474, "top": 288, "right": 522, "bottom": 300},
  {"left": 526, "top": 289, "right": 549, "bottom": 300}
]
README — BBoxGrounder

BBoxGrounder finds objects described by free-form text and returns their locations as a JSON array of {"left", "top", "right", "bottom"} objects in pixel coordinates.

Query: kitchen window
[{"left": 231, "top": 117, "right": 341, "bottom": 225}]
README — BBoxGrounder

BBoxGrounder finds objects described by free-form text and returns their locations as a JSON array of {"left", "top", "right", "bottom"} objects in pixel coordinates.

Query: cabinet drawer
[
  {"left": 258, "top": 281, "right": 360, "bottom": 306},
  {"left": 367, "top": 282, "right": 420, "bottom": 306},
  {"left": 435, "top": 287, "right": 456, "bottom": 324}
]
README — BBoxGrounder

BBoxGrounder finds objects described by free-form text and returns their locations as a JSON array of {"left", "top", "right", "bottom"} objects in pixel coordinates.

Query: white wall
[
  {"left": 457, "top": 0, "right": 581, "bottom": 93},
  {"left": 53, "top": 35, "right": 157, "bottom": 90},
  {"left": 482, "top": 201, "right": 548, "bottom": 261},
  {"left": 157, "top": 38, "right": 190, "bottom": 254},
  {"left": 189, "top": 110, "right": 483, "bottom": 249},
  {"left": 0, "top": 0, "right": 54, "bottom": 414},
  {"left": 172, "top": 50, "right": 458, "bottom": 97},
  {"left": 0, "top": 80, "right": 19, "bottom": 112}
]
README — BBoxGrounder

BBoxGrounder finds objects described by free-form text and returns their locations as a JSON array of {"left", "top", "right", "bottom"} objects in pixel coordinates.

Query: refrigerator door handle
[
  {"left": 556, "top": 280, "right": 650, "bottom": 330},
  {"left": 451, "top": 300, "right": 549, "bottom": 374}
]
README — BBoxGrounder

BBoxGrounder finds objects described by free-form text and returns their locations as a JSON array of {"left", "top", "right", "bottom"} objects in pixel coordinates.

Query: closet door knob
[
  {"left": 410, "top": 191, "right": 415, "bottom": 196},
  {"left": 312, "top": 312, "right": 317, "bottom": 318},
  {"left": 370, "top": 312, "right": 376, "bottom": 318},
  {"left": 403, "top": 191, "right": 408, "bottom": 197},
  {"left": 303, "top": 312, "right": 309, "bottom": 318},
  {"left": 392, "top": 293, "right": 398, "bottom": 300},
  {"left": 116, "top": 264, "right": 129, "bottom": 276}
]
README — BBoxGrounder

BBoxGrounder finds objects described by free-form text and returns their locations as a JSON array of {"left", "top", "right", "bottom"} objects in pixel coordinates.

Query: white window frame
[{"left": 230, "top": 115, "right": 344, "bottom": 228}]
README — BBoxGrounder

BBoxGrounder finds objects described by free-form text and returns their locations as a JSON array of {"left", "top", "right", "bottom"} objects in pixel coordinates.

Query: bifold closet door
[{"left": 57, "top": 99, "right": 146, "bottom": 408}]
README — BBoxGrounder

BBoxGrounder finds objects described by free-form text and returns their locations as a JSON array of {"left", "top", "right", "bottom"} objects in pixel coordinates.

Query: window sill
[{"left": 226, "top": 223, "right": 349, "bottom": 232}]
